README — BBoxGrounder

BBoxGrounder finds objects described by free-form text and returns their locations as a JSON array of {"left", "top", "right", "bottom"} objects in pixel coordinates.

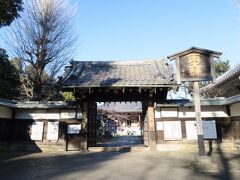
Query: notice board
[
  {"left": 67, "top": 124, "right": 81, "bottom": 134},
  {"left": 31, "top": 121, "right": 44, "bottom": 141},
  {"left": 47, "top": 122, "right": 59, "bottom": 141},
  {"left": 185, "top": 120, "right": 217, "bottom": 140}
]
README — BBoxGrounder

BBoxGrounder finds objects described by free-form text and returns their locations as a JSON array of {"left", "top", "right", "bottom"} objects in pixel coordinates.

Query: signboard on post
[
  {"left": 179, "top": 53, "right": 213, "bottom": 82},
  {"left": 168, "top": 47, "right": 222, "bottom": 157},
  {"left": 168, "top": 47, "right": 221, "bottom": 84}
]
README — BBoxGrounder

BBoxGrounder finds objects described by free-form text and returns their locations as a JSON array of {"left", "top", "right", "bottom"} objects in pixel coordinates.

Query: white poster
[
  {"left": 47, "top": 122, "right": 59, "bottom": 141},
  {"left": 185, "top": 121, "right": 197, "bottom": 140},
  {"left": 203, "top": 120, "right": 217, "bottom": 139},
  {"left": 76, "top": 111, "right": 82, "bottom": 119},
  {"left": 155, "top": 109, "right": 161, "bottom": 118},
  {"left": 67, "top": 124, "right": 81, "bottom": 134},
  {"left": 164, "top": 121, "right": 182, "bottom": 140},
  {"left": 31, "top": 121, "right": 44, "bottom": 141},
  {"left": 156, "top": 121, "right": 164, "bottom": 130}
]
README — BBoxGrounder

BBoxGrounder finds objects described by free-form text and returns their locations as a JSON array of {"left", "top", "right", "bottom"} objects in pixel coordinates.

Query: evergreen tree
[
  {"left": 186, "top": 58, "right": 231, "bottom": 97},
  {"left": 215, "top": 58, "right": 231, "bottom": 77},
  {"left": 0, "top": 0, "right": 23, "bottom": 27},
  {"left": 0, "top": 48, "right": 20, "bottom": 100}
]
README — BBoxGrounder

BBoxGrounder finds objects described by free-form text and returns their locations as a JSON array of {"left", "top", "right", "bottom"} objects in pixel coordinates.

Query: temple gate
[{"left": 60, "top": 59, "right": 176, "bottom": 150}]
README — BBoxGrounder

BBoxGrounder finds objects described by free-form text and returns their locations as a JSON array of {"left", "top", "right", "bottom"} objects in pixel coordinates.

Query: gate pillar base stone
[
  {"left": 191, "top": 155, "right": 218, "bottom": 172},
  {"left": 148, "top": 131, "right": 157, "bottom": 151},
  {"left": 80, "top": 138, "right": 88, "bottom": 152},
  {"left": 148, "top": 143, "right": 157, "bottom": 151}
]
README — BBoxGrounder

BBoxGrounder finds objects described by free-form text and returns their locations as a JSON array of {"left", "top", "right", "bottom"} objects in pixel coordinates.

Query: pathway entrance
[{"left": 96, "top": 136, "right": 144, "bottom": 147}]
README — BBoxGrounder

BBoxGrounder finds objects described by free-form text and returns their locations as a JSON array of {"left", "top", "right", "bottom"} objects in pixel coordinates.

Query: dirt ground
[{"left": 0, "top": 149, "right": 239, "bottom": 180}]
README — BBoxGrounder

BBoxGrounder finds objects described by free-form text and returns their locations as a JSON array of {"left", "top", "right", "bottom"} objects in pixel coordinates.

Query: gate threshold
[{"left": 88, "top": 146, "right": 150, "bottom": 152}]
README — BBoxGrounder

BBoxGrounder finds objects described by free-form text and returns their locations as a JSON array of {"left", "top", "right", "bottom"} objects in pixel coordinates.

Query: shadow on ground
[
  {"left": 0, "top": 146, "right": 239, "bottom": 180},
  {"left": 0, "top": 151, "right": 131, "bottom": 180},
  {"left": 190, "top": 142, "right": 240, "bottom": 180}
]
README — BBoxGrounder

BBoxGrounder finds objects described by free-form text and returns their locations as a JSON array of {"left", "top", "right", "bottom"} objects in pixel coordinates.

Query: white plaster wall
[
  {"left": 60, "top": 109, "right": 76, "bottom": 119},
  {"left": 0, "top": 105, "right": 13, "bottom": 119},
  {"left": 15, "top": 109, "right": 60, "bottom": 120},
  {"left": 178, "top": 106, "right": 228, "bottom": 118},
  {"left": 230, "top": 103, "right": 240, "bottom": 117},
  {"left": 161, "top": 108, "right": 178, "bottom": 117},
  {"left": 15, "top": 109, "right": 78, "bottom": 120}
]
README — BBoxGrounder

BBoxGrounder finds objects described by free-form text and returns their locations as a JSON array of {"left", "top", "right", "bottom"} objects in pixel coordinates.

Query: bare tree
[
  {"left": 19, "top": 74, "right": 34, "bottom": 100},
  {"left": 6, "top": 0, "right": 77, "bottom": 100}
]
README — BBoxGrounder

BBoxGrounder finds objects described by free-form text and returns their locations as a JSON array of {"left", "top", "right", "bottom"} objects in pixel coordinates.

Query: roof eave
[
  {"left": 61, "top": 84, "right": 178, "bottom": 89},
  {"left": 167, "top": 47, "right": 222, "bottom": 60}
]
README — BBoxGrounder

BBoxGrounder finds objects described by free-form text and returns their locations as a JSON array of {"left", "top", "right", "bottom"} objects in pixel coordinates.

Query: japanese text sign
[{"left": 179, "top": 53, "right": 213, "bottom": 81}]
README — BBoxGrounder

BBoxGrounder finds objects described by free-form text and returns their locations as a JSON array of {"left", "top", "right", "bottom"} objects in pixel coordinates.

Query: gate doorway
[{"left": 94, "top": 102, "right": 145, "bottom": 148}]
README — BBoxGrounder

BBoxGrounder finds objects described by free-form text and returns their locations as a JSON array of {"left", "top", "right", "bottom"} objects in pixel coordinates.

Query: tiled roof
[
  {"left": 61, "top": 59, "right": 176, "bottom": 88},
  {"left": 201, "top": 63, "right": 240, "bottom": 95},
  {"left": 0, "top": 98, "right": 76, "bottom": 109},
  {"left": 0, "top": 98, "right": 16, "bottom": 108},
  {"left": 15, "top": 101, "right": 76, "bottom": 109},
  {"left": 157, "top": 95, "right": 240, "bottom": 107}
]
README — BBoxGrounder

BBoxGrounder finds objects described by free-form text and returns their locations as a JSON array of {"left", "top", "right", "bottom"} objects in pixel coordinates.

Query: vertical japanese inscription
[
  {"left": 179, "top": 53, "right": 212, "bottom": 81},
  {"left": 187, "top": 53, "right": 202, "bottom": 77}
]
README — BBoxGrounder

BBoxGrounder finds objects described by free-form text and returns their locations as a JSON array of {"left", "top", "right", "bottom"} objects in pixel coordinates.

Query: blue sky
[
  {"left": 72, "top": 0, "right": 240, "bottom": 66},
  {"left": 1, "top": 0, "right": 240, "bottom": 66}
]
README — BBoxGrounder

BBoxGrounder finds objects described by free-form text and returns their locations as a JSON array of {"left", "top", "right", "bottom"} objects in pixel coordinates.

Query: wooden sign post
[
  {"left": 193, "top": 81, "right": 205, "bottom": 156},
  {"left": 168, "top": 47, "right": 222, "bottom": 156}
]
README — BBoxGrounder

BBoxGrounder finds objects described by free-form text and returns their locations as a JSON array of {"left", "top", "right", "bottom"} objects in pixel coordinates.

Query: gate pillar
[
  {"left": 147, "top": 101, "right": 157, "bottom": 150},
  {"left": 80, "top": 101, "right": 88, "bottom": 151},
  {"left": 88, "top": 101, "right": 97, "bottom": 146}
]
